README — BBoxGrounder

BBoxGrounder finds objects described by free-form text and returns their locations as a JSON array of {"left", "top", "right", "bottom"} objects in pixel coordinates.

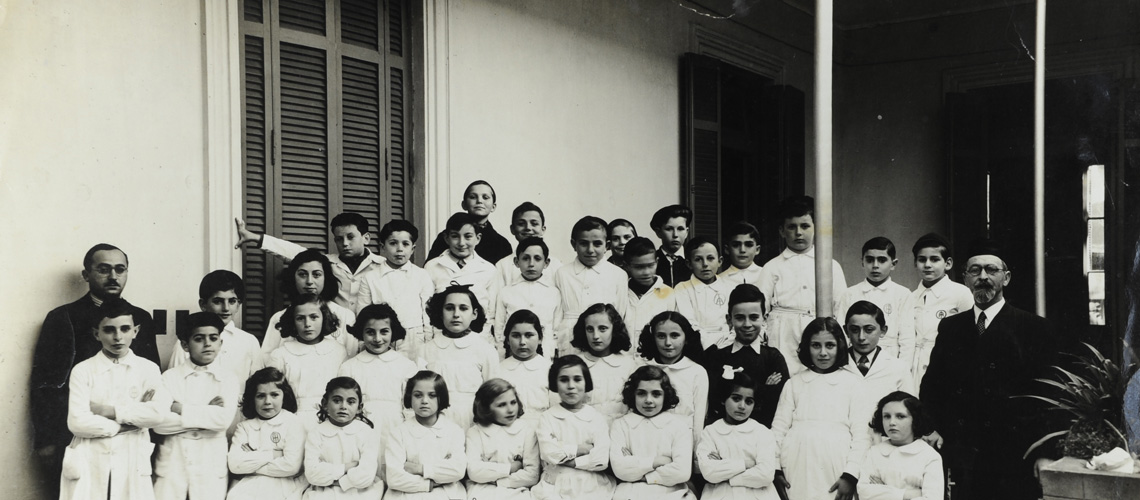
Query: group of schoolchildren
[{"left": 60, "top": 179, "right": 973, "bottom": 500}]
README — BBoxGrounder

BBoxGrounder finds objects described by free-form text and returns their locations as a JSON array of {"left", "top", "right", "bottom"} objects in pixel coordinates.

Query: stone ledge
[{"left": 1041, "top": 457, "right": 1140, "bottom": 500}]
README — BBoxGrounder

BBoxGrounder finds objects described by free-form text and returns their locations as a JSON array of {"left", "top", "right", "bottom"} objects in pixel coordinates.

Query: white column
[
  {"left": 204, "top": 0, "right": 244, "bottom": 273},
  {"left": 814, "top": 0, "right": 835, "bottom": 317},
  {"left": 1034, "top": 0, "right": 1047, "bottom": 315},
  {"left": 423, "top": 0, "right": 453, "bottom": 239}
]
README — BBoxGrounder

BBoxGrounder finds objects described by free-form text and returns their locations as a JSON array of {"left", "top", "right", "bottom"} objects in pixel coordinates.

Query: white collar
[
  {"left": 875, "top": 439, "right": 932, "bottom": 456},
  {"left": 431, "top": 332, "right": 477, "bottom": 349},
  {"left": 623, "top": 411, "right": 672, "bottom": 430},
  {"left": 328, "top": 251, "right": 386, "bottom": 274},
  {"left": 353, "top": 348, "right": 403, "bottom": 363},
  {"left": 798, "top": 368, "right": 849, "bottom": 385},
  {"left": 730, "top": 339, "right": 764, "bottom": 355},
  {"left": 259, "top": 410, "right": 297, "bottom": 428},
  {"left": 477, "top": 419, "right": 526, "bottom": 437},
  {"left": 91, "top": 349, "right": 143, "bottom": 372},
  {"left": 919, "top": 276, "right": 958, "bottom": 297},
  {"left": 281, "top": 336, "right": 339, "bottom": 356},
  {"left": 580, "top": 351, "right": 629, "bottom": 368},
  {"left": 408, "top": 417, "right": 456, "bottom": 438},
  {"left": 649, "top": 357, "right": 696, "bottom": 371},
  {"left": 316, "top": 418, "right": 369, "bottom": 437},
  {"left": 547, "top": 403, "right": 598, "bottom": 422},
  {"left": 780, "top": 246, "right": 815, "bottom": 259},
  {"left": 709, "top": 418, "right": 761, "bottom": 435},
  {"left": 379, "top": 260, "right": 416, "bottom": 275},
  {"left": 501, "top": 355, "right": 548, "bottom": 371},
  {"left": 570, "top": 258, "right": 602, "bottom": 275},
  {"left": 857, "top": 278, "right": 895, "bottom": 292},
  {"left": 974, "top": 298, "right": 1006, "bottom": 325}
]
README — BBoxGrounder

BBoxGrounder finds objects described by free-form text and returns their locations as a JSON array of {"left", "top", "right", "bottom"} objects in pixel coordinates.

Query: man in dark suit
[
  {"left": 920, "top": 240, "right": 1061, "bottom": 500},
  {"left": 29, "top": 243, "right": 161, "bottom": 495}
]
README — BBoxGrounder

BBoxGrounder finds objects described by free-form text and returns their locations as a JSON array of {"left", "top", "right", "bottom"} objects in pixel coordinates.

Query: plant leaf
[{"left": 1024, "top": 430, "right": 1069, "bottom": 460}]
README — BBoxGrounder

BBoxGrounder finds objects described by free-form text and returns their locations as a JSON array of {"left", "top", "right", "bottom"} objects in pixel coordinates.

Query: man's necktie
[
  {"left": 977, "top": 311, "right": 987, "bottom": 335},
  {"left": 857, "top": 355, "right": 870, "bottom": 375}
]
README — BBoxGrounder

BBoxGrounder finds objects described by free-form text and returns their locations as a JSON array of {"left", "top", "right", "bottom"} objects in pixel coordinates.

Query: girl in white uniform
[
  {"left": 302, "top": 377, "right": 383, "bottom": 499},
  {"left": 533, "top": 355, "right": 615, "bottom": 500},
  {"left": 421, "top": 284, "right": 500, "bottom": 431},
  {"left": 499, "top": 310, "right": 558, "bottom": 424},
  {"left": 227, "top": 368, "right": 308, "bottom": 500},
  {"left": 465, "top": 378, "right": 540, "bottom": 500},
  {"left": 609, "top": 365, "right": 694, "bottom": 500},
  {"left": 262, "top": 249, "right": 360, "bottom": 360},
  {"left": 859, "top": 391, "right": 944, "bottom": 500},
  {"left": 566, "top": 303, "right": 640, "bottom": 423},
  {"left": 770, "top": 318, "right": 870, "bottom": 500},
  {"left": 267, "top": 294, "right": 349, "bottom": 422},
  {"left": 386, "top": 371, "right": 468, "bottom": 500},
  {"left": 697, "top": 372, "right": 780, "bottom": 500},
  {"left": 636, "top": 311, "right": 710, "bottom": 442}
]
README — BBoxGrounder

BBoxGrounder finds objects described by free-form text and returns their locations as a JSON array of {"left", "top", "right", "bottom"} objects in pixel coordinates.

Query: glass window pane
[
  {"left": 1086, "top": 164, "right": 1105, "bottom": 218},
  {"left": 1087, "top": 219, "right": 1105, "bottom": 272}
]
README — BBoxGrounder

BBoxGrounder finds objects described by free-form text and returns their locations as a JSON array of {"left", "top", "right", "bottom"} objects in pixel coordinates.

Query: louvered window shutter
[
  {"left": 240, "top": 0, "right": 409, "bottom": 336},
  {"left": 682, "top": 53, "right": 723, "bottom": 240}
]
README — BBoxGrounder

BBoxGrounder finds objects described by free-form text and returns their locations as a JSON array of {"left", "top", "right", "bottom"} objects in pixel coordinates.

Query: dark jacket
[
  {"left": 655, "top": 248, "right": 691, "bottom": 288},
  {"left": 701, "top": 342, "right": 789, "bottom": 427}
]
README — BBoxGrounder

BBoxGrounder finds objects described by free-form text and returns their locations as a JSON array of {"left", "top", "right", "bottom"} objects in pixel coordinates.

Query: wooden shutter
[{"left": 681, "top": 53, "right": 722, "bottom": 240}]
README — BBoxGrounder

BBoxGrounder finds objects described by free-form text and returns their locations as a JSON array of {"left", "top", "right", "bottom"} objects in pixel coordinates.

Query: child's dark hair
[
  {"left": 623, "top": 236, "right": 657, "bottom": 260},
  {"left": 621, "top": 365, "right": 680, "bottom": 414},
  {"left": 404, "top": 370, "right": 450, "bottom": 411},
  {"left": 911, "top": 232, "right": 952, "bottom": 260},
  {"left": 281, "top": 249, "right": 339, "bottom": 302},
  {"left": 844, "top": 300, "right": 887, "bottom": 330},
  {"left": 472, "top": 378, "right": 524, "bottom": 426},
  {"left": 776, "top": 195, "right": 814, "bottom": 223},
  {"left": 870, "top": 391, "right": 934, "bottom": 438},
  {"left": 512, "top": 201, "right": 545, "bottom": 224},
  {"left": 570, "top": 216, "right": 609, "bottom": 240},
  {"left": 464, "top": 180, "right": 497, "bottom": 203},
  {"left": 330, "top": 212, "right": 369, "bottom": 235},
  {"left": 608, "top": 218, "right": 637, "bottom": 237},
  {"left": 797, "top": 317, "right": 849, "bottom": 371},
  {"left": 723, "top": 221, "right": 760, "bottom": 243},
  {"left": 684, "top": 235, "right": 719, "bottom": 259},
  {"left": 548, "top": 354, "right": 594, "bottom": 392},
  {"left": 276, "top": 294, "right": 340, "bottom": 340},
  {"left": 650, "top": 204, "right": 693, "bottom": 231},
  {"left": 240, "top": 367, "right": 298, "bottom": 419},
  {"left": 711, "top": 371, "right": 759, "bottom": 421},
  {"left": 515, "top": 237, "right": 549, "bottom": 259},
  {"left": 445, "top": 212, "right": 483, "bottom": 235},
  {"left": 178, "top": 312, "right": 226, "bottom": 343},
  {"left": 318, "top": 376, "right": 374, "bottom": 428},
  {"left": 378, "top": 219, "right": 419, "bottom": 243},
  {"left": 94, "top": 297, "right": 139, "bottom": 325},
  {"left": 199, "top": 269, "right": 245, "bottom": 302},
  {"left": 862, "top": 236, "right": 897, "bottom": 260},
  {"left": 349, "top": 303, "right": 407, "bottom": 343},
  {"left": 503, "top": 309, "right": 544, "bottom": 356},
  {"left": 727, "top": 283, "right": 767, "bottom": 315},
  {"left": 425, "top": 284, "right": 487, "bottom": 332},
  {"left": 637, "top": 311, "right": 703, "bottom": 362},
  {"left": 570, "top": 303, "right": 631, "bottom": 354}
]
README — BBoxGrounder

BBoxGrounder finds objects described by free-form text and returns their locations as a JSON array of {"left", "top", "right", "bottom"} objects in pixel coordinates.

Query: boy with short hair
[
  {"left": 623, "top": 236, "right": 677, "bottom": 335},
  {"left": 360, "top": 219, "right": 435, "bottom": 357},
  {"left": 900, "top": 233, "right": 974, "bottom": 393},
  {"left": 493, "top": 237, "right": 562, "bottom": 357},
  {"left": 424, "top": 212, "right": 498, "bottom": 337},
  {"left": 701, "top": 284, "right": 788, "bottom": 427},
  {"left": 841, "top": 300, "right": 913, "bottom": 404},
  {"left": 717, "top": 221, "right": 764, "bottom": 288},
  {"left": 426, "top": 180, "right": 513, "bottom": 263},
  {"left": 835, "top": 237, "right": 912, "bottom": 360},
  {"left": 674, "top": 236, "right": 736, "bottom": 349},
  {"left": 155, "top": 312, "right": 239, "bottom": 500},
  {"left": 651, "top": 204, "right": 693, "bottom": 287},
  {"left": 757, "top": 196, "right": 847, "bottom": 374},
  {"left": 60, "top": 299, "right": 171, "bottom": 500},
  {"left": 491, "top": 201, "right": 564, "bottom": 290},
  {"left": 553, "top": 216, "right": 630, "bottom": 352},
  {"left": 168, "top": 270, "right": 262, "bottom": 381},
  {"left": 236, "top": 212, "right": 385, "bottom": 311}
]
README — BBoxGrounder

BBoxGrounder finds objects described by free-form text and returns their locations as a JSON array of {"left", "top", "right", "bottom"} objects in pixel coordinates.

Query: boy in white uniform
[
  {"left": 60, "top": 300, "right": 171, "bottom": 500},
  {"left": 623, "top": 236, "right": 677, "bottom": 335},
  {"left": 155, "top": 312, "right": 240, "bottom": 499},
  {"left": 424, "top": 212, "right": 498, "bottom": 342},
  {"left": 674, "top": 236, "right": 736, "bottom": 349},
  {"left": 493, "top": 237, "right": 562, "bottom": 357},
  {"left": 492, "top": 201, "right": 563, "bottom": 290},
  {"left": 236, "top": 212, "right": 385, "bottom": 312},
  {"left": 553, "top": 216, "right": 630, "bottom": 353},
  {"left": 359, "top": 219, "right": 435, "bottom": 358},
  {"left": 899, "top": 233, "right": 974, "bottom": 393},
  {"left": 717, "top": 221, "right": 764, "bottom": 289},
  {"left": 757, "top": 196, "right": 847, "bottom": 374},
  {"left": 168, "top": 270, "right": 262, "bottom": 381},
  {"left": 835, "top": 237, "right": 912, "bottom": 360},
  {"left": 841, "top": 300, "right": 913, "bottom": 443}
]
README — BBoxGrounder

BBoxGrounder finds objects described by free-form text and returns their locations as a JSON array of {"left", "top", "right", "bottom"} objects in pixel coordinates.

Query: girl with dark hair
[
  {"left": 262, "top": 249, "right": 359, "bottom": 356},
  {"left": 266, "top": 294, "right": 347, "bottom": 421},
  {"left": 422, "top": 284, "right": 499, "bottom": 431},
  {"left": 610, "top": 366, "right": 693, "bottom": 499},
  {"left": 303, "top": 377, "right": 382, "bottom": 498},
  {"left": 637, "top": 311, "right": 709, "bottom": 441},
  {"left": 227, "top": 367, "right": 306, "bottom": 500},
  {"left": 860, "top": 391, "right": 944, "bottom": 500},
  {"left": 568, "top": 303, "right": 639, "bottom": 423}
]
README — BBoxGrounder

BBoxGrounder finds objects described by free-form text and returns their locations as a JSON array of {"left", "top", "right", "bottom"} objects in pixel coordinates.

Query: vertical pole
[
  {"left": 815, "top": 0, "right": 835, "bottom": 317},
  {"left": 1034, "top": 0, "right": 1047, "bottom": 315}
]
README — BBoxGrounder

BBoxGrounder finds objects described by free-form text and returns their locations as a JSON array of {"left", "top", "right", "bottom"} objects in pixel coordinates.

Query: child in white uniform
[
  {"left": 835, "top": 238, "right": 912, "bottom": 360},
  {"left": 267, "top": 294, "right": 349, "bottom": 422},
  {"left": 717, "top": 222, "right": 764, "bottom": 289},
  {"left": 168, "top": 270, "right": 263, "bottom": 383},
  {"left": 842, "top": 301, "right": 915, "bottom": 406},
  {"left": 359, "top": 220, "right": 435, "bottom": 359},
  {"left": 758, "top": 196, "right": 847, "bottom": 374},
  {"left": 770, "top": 318, "right": 870, "bottom": 500},
  {"left": 421, "top": 285, "right": 500, "bottom": 431},
  {"left": 499, "top": 310, "right": 558, "bottom": 422},
  {"left": 494, "top": 237, "right": 562, "bottom": 358},
  {"left": 623, "top": 237, "right": 678, "bottom": 335},
  {"left": 610, "top": 366, "right": 694, "bottom": 500},
  {"left": 60, "top": 300, "right": 172, "bottom": 500},
  {"left": 491, "top": 202, "right": 563, "bottom": 292},
  {"left": 155, "top": 313, "right": 240, "bottom": 500},
  {"left": 860, "top": 392, "right": 945, "bottom": 500},
  {"left": 566, "top": 303, "right": 640, "bottom": 423},
  {"left": 465, "top": 379, "right": 541, "bottom": 500},
  {"left": 553, "top": 216, "right": 629, "bottom": 353},
  {"left": 227, "top": 367, "right": 307, "bottom": 500},
  {"left": 424, "top": 212, "right": 498, "bottom": 344},
  {"left": 262, "top": 250, "right": 359, "bottom": 359},
  {"left": 303, "top": 377, "right": 383, "bottom": 499},
  {"left": 697, "top": 372, "right": 781, "bottom": 500},
  {"left": 386, "top": 371, "right": 468, "bottom": 500},
  {"left": 674, "top": 236, "right": 735, "bottom": 349},
  {"left": 533, "top": 355, "right": 616, "bottom": 500},
  {"left": 636, "top": 311, "right": 709, "bottom": 441}
]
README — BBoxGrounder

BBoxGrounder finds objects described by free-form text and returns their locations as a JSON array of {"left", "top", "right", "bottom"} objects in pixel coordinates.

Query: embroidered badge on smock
[
  {"left": 271, "top": 432, "right": 281, "bottom": 444},
  {"left": 936, "top": 310, "right": 947, "bottom": 319}
]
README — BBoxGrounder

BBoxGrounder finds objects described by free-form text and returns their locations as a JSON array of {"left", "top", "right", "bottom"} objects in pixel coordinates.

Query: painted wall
[{"left": 0, "top": 1, "right": 208, "bottom": 497}]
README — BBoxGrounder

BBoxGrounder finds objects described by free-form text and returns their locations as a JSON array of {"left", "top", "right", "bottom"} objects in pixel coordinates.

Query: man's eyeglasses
[
  {"left": 965, "top": 265, "right": 1004, "bottom": 277},
  {"left": 93, "top": 265, "right": 128, "bottom": 276}
]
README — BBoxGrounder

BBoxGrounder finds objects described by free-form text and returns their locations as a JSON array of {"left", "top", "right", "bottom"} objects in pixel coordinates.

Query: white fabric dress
[
  {"left": 572, "top": 350, "right": 640, "bottom": 423},
  {"left": 465, "top": 420, "right": 540, "bottom": 500},
  {"left": 268, "top": 337, "right": 348, "bottom": 422},
  {"left": 532, "top": 404, "right": 615, "bottom": 500},
  {"left": 302, "top": 419, "right": 383, "bottom": 499},
  {"left": 420, "top": 332, "right": 500, "bottom": 431},
  {"left": 609, "top": 411, "right": 694, "bottom": 500},
  {"left": 385, "top": 418, "right": 468, "bottom": 500},
  {"left": 647, "top": 357, "right": 709, "bottom": 442},
  {"left": 858, "top": 440, "right": 945, "bottom": 500},
  {"left": 499, "top": 355, "right": 559, "bottom": 424},
  {"left": 696, "top": 419, "right": 780, "bottom": 500},
  {"left": 227, "top": 411, "right": 308, "bottom": 500}
]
